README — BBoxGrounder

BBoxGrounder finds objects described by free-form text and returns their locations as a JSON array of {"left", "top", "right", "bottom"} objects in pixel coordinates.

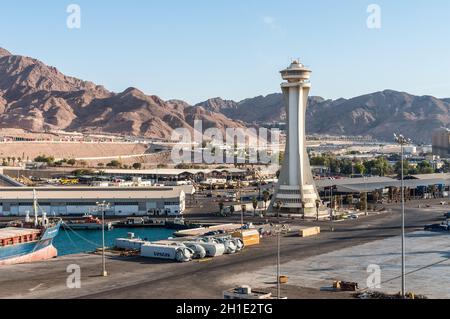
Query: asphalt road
[{"left": 0, "top": 200, "right": 446, "bottom": 299}]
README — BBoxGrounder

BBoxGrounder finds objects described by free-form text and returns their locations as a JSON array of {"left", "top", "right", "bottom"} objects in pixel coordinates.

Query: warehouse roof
[
  {"left": 316, "top": 176, "right": 449, "bottom": 193},
  {"left": 409, "top": 173, "right": 450, "bottom": 180},
  {"left": 0, "top": 187, "right": 184, "bottom": 201},
  {"left": 100, "top": 168, "right": 247, "bottom": 176},
  {"left": 316, "top": 177, "right": 395, "bottom": 188}
]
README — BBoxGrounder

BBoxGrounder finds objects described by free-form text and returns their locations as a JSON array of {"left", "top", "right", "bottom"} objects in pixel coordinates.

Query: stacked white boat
[{"left": 115, "top": 232, "right": 244, "bottom": 262}]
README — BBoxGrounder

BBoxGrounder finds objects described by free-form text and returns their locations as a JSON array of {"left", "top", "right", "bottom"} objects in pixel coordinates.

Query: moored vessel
[
  {"left": 62, "top": 214, "right": 112, "bottom": 230},
  {"left": 0, "top": 190, "right": 61, "bottom": 265}
]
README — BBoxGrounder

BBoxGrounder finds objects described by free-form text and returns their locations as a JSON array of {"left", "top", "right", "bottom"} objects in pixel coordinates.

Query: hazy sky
[{"left": 1, "top": 0, "right": 449, "bottom": 103}]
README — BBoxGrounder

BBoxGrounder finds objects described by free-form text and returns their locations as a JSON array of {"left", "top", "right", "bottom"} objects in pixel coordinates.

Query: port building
[
  {"left": 432, "top": 129, "right": 450, "bottom": 158},
  {"left": 316, "top": 174, "right": 449, "bottom": 199},
  {"left": 0, "top": 187, "right": 185, "bottom": 217}
]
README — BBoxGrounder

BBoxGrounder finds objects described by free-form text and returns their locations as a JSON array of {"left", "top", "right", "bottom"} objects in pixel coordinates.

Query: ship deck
[{"left": 0, "top": 228, "right": 41, "bottom": 241}]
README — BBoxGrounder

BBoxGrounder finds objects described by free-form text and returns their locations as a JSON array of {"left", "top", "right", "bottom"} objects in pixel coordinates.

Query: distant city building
[{"left": 432, "top": 129, "right": 450, "bottom": 158}]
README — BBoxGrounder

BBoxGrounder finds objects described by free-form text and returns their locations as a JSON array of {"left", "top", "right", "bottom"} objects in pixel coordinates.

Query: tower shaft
[{"left": 272, "top": 60, "right": 322, "bottom": 218}]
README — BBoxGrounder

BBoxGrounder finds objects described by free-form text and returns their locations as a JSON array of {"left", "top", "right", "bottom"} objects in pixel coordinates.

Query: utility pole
[
  {"left": 275, "top": 200, "right": 283, "bottom": 300},
  {"left": 365, "top": 176, "right": 368, "bottom": 216},
  {"left": 394, "top": 133, "right": 411, "bottom": 299},
  {"left": 96, "top": 201, "right": 110, "bottom": 277}
]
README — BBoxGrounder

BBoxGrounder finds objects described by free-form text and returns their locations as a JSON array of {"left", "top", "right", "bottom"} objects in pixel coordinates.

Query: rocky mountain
[
  {"left": 0, "top": 48, "right": 245, "bottom": 139},
  {"left": 197, "top": 91, "right": 450, "bottom": 143},
  {"left": 0, "top": 47, "right": 449, "bottom": 143}
]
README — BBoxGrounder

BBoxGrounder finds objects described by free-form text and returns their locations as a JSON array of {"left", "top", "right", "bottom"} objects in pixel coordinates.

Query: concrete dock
[{"left": 0, "top": 201, "right": 447, "bottom": 299}]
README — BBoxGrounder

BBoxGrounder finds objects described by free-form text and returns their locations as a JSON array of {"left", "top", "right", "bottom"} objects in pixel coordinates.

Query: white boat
[{"left": 62, "top": 215, "right": 112, "bottom": 231}]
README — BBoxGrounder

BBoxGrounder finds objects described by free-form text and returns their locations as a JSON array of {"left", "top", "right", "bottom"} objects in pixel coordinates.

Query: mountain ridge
[
  {"left": 0, "top": 47, "right": 448, "bottom": 143},
  {"left": 0, "top": 48, "right": 245, "bottom": 139},
  {"left": 195, "top": 90, "right": 450, "bottom": 143}
]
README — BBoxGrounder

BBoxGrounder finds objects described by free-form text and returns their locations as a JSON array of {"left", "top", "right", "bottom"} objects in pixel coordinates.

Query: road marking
[
  {"left": 29, "top": 283, "right": 44, "bottom": 292},
  {"left": 196, "top": 258, "right": 213, "bottom": 263}
]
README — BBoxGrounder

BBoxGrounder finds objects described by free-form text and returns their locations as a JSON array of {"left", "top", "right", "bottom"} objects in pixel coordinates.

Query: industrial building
[
  {"left": 316, "top": 174, "right": 449, "bottom": 199},
  {"left": 432, "top": 129, "right": 450, "bottom": 158},
  {"left": 98, "top": 168, "right": 248, "bottom": 181},
  {"left": 0, "top": 187, "right": 185, "bottom": 217}
]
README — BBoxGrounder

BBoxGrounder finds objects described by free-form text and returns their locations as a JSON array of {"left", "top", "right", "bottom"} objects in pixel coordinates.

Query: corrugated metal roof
[
  {"left": 316, "top": 177, "right": 395, "bottom": 188},
  {"left": 410, "top": 173, "right": 450, "bottom": 180},
  {"left": 101, "top": 168, "right": 247, "bottom": 175},
  {"left": 317, "top": 177, "right": 448, "bottom": 193},
  {"left": 0, "top": 187, "right": 183, "bottom": 201}
]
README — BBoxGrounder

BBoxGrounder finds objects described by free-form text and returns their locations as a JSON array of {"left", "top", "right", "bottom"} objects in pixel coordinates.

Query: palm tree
[
  {"left": 346, "top": 194, "right": 354, "bottom": 208},
  {"left": 301, "top": 201, "right": 306, "bottom": 219},
  {"left": 315, "top": 199, "right": 321, "bottom": 221},
  {"left": 262, "top": 190, "right": 270, "bottom": 211},
  {"left": 252, "top": 197, "right": 258, "bottom": 216}
]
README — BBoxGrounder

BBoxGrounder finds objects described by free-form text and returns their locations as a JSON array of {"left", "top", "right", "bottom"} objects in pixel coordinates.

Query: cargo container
[
  {"left": 232, "top": 229, "right": 260, "bottom": 247},
  {"left": 115, "top": 238, "right": 146, "bottom": 251},
  {"left": 195, "top": 241, "right": 225, "bottom": 257},
  {"left": 182, "top": 242, "right": 207, "bottom": 259},
  {"left": 299, "top": 226, "right": 320, "bottom": 237},
  {"left": 140, "top": 243, "right": 194, "bottom": 262}
]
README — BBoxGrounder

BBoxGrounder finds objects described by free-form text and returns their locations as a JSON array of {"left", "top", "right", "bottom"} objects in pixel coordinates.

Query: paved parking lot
[{"left": 224, "top": 230, "right": 450, "bottom": 298}]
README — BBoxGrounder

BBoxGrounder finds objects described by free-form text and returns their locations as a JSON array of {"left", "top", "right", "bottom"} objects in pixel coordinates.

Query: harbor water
[{"left": 54, "top": 227, "right": 174, "bottom": 256}]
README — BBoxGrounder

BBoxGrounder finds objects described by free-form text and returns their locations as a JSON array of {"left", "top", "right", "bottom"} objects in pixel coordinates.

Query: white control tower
[{"left": 272, "top": 60, "right": 323, "bottom": 218}]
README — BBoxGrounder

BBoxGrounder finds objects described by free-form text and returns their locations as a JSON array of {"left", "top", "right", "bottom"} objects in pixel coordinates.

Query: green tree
[
  {"left": 67, "top": 159, "right": 76, "bottom": 166},
  {"left": 107, "top": 160, "right": 121, "bottom": 168},
  {"left": 132, "top": 163, "right": 142, "bottom": 170},
  {"left": 34, "top": 155, "right": 55, "bottom": 164},
  {"left": 358, "top": 193, "right": 367, "bottom": 211},
  {"left": 394, "top": 160, "right": 410, "bottom": 177},
  {"left": 354, "top": 162, "right": 365, "bottom": 175},
  {"left": 417, "top": 160, "right": 434, "bottom": 174}
]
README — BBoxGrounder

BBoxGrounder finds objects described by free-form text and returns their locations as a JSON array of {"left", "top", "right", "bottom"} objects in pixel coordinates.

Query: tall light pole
[
  {"left": 275, "top": 200, "right": 283, "bottom": 299},
  {"left": 394, "top": 133, "right": 411, "bottom": 298},
  {"left": 96, "top": 201, "right": 111, "bottom": 277},
  {"left": 364, "top": 176, "right": 368, "bottom": 216}
]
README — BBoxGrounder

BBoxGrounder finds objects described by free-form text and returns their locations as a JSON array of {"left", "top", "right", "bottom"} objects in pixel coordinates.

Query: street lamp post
[
  {"left": 275, "top": 200, "right": 283, "bottom": 300},
  {"left": 394, "top": 133, "right": 411, "bottom": 298},
  {"left": 96, "top": 201, "right": 110, "bottom": 277},
  {"left": 364, "top": 176, "right": 368, "bottom": 216}
]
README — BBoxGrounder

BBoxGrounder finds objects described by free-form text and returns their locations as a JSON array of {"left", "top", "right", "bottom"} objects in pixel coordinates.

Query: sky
[{"left": 1, "top": 0, "right": 449, "bottom": 104}]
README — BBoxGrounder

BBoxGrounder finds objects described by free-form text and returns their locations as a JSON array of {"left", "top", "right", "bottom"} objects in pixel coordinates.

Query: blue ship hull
[{"left": 0, "top": 222, "right": 61, "bottom": 262}]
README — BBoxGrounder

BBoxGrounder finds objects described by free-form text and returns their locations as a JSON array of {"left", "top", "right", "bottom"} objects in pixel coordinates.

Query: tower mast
[{"left": 272, "top": 60, "right": 322, "bottom": 218}]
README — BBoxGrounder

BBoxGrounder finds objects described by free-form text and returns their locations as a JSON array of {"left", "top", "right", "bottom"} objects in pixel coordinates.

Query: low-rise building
[{"left": 0, "top": 187, "right": 185, "bottom": 217}]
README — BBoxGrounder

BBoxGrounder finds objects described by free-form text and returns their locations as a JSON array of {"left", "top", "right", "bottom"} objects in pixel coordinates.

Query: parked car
[{"left": 424, "top": 223, "right": 449, "bottom": 232}]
